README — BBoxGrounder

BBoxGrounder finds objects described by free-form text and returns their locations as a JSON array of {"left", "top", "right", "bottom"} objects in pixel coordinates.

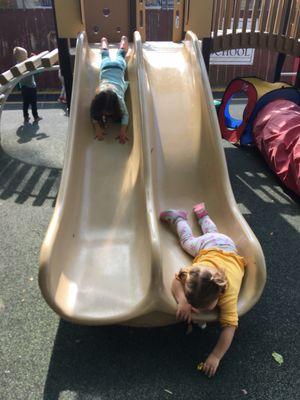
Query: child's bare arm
[
  {"left": 212, "top": 325, "right": 236, "bottom": 359},
  {"left": 116, "top": 124, "right": 129, "bottom": 144},
  {"left": 116, "top": 97, "right": 129, "bottom": 144},
  {"left": 92, "top": 120, "right": 104, "bottom": 140},
  {"left": 203, "top": 326, "right": 236, "bottom": 377},
  {"left": 171, "top": 278, "right": 197, "bottom": 323},
  {"left": 171, "top": 278, "right": 187, "bottom": 305}
]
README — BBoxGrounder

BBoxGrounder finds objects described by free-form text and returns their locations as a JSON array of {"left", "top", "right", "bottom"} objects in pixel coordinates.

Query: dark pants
[{"left": 21, "top": 86, "right": 38, "bottom": 119}]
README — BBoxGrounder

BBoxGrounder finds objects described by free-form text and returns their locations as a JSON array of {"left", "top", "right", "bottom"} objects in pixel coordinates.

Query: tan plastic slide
[{"left": 39, "top": 31, "right": 266, "bottom": 326}]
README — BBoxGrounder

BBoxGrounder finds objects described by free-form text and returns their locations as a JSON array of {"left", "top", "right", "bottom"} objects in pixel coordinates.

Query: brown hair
[
  {"left": 183, "top": 265, "right": 228, "bottom": 309},
  {"left": 90, "top": 90, "right": 122, "bottom": 128}
]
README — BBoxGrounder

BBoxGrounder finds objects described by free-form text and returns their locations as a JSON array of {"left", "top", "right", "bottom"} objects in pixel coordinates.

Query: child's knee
[
  {"left": 117, "top": 49, "right": 126, "bottom": 58},
  {"left": 180, "top": 238, "right": 198, "bottom": 257},
  {"left": 201, "top": 219, "right": 218, "bottom": 233}
]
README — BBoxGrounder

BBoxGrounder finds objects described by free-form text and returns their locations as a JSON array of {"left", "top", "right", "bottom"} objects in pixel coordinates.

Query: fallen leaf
[
  {"left": 241, "top": 389, "right": 248, "bottom": 395},
  {"left": 164, "top": 389, "right": 173, "bottom": 395},
  {"left": 272, "top": 352, "right": 283, "bottom": 365},
  {"left": 197, "top": 362, "right": 204, "bottom": 371}
]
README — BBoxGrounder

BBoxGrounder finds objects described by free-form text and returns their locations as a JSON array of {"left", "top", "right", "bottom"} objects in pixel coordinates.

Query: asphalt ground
[{"left": 0, "top": 102, "right": 299, "bottom": 400}]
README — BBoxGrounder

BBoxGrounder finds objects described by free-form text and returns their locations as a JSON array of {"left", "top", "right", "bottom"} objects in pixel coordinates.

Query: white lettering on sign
[{"left": 210, "top": 48, "right": 255, "bottom": 65}]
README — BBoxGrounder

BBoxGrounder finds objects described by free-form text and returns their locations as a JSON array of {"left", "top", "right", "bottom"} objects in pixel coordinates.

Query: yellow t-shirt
[{"left": 177, "top": 248, "right": 246, "bottom": 327}]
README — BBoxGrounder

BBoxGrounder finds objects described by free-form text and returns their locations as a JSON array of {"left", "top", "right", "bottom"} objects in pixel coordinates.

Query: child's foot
[
  {"left": 34, "top": 116, "right": 42, "bottom": 122},
  {"left": 24, "top": 117, "right": 30, "bottom": 124},
  {"left": 101, "top": 37, "right": 108, "bottom": 50},
  {"left": 57, "top": 96, "right": 67, "bottom": 104},
  {"left": 160, "top": 209, "right": 188, "bottom": 224},
  {"left": 119, "top": 36, "right": 129, "bottom": 53},
  {"left": 193, "top": 203, "right": 208, "bottom": 219}
]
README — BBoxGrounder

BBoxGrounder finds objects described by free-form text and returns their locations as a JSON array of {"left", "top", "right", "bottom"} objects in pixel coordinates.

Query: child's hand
[
  {"left": 176, "top": 301, "right": 198, "bottom": 324},
  {"left": 115, "top": 133, "right": 129, "bottom": 145},
  {"left": 95, "top": 129, "right": 105, "bottom": 141},
  {"left": 203, "top": 353, "right": 220, "bottom": 378}
]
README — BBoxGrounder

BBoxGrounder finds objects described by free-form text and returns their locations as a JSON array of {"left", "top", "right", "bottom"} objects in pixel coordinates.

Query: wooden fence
[
  {"left": 0, "top": 5, "right": 298, "bottom": 90},
  {"left": 0, "top": 9, "right": 59, "bottom": 90},
  {"left": 145, "top": 4, "right": 297, "bottom": 87},
  {"left": 211, "top": 0, "right": 299, "bottom": 56}
]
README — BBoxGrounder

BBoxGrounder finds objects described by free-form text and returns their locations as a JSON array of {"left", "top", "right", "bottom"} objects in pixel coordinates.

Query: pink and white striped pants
[{"left": 176, "top": 214, "right": 237, "bottom": 257}]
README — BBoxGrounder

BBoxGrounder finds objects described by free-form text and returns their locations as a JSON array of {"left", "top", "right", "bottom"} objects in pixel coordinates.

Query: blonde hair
[
  {"left": 13, "top": 47, "right": 28, "bottom": 63},
  {"left": 47, "top": 31, "right": 57, "bottom": 49},
  {"left": 181, "top": 265, "right": 228, "bottom": 309}
]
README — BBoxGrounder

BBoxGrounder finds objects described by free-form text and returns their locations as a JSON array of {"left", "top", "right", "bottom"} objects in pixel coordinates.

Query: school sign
[{"left": 210, "top": 48, "right": 255, "bottom": 65}]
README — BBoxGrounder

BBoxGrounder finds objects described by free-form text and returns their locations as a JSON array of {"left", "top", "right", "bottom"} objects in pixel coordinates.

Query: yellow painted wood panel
[
  {"left": 184, "top": 0, "right": 214, "bottom": 39},
  {"left": 54, "top": 0, "right": 84, "bottom": 38}
]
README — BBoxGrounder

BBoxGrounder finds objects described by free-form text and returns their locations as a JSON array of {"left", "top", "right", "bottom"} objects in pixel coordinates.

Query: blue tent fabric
[
  {"left": 224, "top": 97, "right": 243, "bottom": 129},
  {"left": 241, "top": 87, "right": 300, "bottom": 145}
]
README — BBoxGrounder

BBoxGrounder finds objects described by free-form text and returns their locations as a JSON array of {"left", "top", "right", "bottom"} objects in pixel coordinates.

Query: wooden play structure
[
  {"left": 50, "top": 1, "right": 299, "bottom": 109},
  {"left": 171, "top": 0, "right": 300, "bottom": 80},
  {"left": 210, "top": 0, "right": 299, "bottom": 55},
  {"left": 2, "top": 2, "right": 298, "bottom": 325},
  {"left": 0, "top": 49, "right": 58, "bottom": 86},
  {"left": 37, "top": 0, "right": 269, "bottom": 327},
  {"left": 0, "top": 49, "right": 59, "bottom": 127}
]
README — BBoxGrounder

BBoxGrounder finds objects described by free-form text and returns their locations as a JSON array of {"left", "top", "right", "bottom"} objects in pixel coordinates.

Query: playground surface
[{"left": 0, "top": 103, "right": 299, "bottom": 400}]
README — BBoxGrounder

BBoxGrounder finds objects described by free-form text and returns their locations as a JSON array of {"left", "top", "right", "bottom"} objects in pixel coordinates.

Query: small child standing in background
[
  {"left": 57, "top": 69, "right": 66, "bottom": 104},
  {"left": 13, "top": 47, "right": 42, "bottom": 124},
  {"left": 90, "top": 36, "right": 129, "bottom": 144},
  {"left": 47, "top": 31, "right": 66, "bottom": 105},
  {"left": 160, "top": 203, "right": 246, "bottom": 378}
]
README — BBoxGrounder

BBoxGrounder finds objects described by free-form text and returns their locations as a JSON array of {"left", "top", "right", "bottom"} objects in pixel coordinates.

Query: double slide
[{"left": 39, "top": 31, "right": 266, "bottom": 326}]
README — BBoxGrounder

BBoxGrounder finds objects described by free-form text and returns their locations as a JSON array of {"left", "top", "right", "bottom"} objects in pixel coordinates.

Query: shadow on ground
[
  {"left": 42, "top": 143, "right": 299, "bottom": 400},
  {"left": 16, "top": 122, "right": 49, "bottom": 144},
  {"left": 4, "top": 101, "right": 68, "bottom": 113},
  {"left": 43, "top": 321, "right": 223, "bottom": 400},
  {"left": 0, "top": 148, "right": 60, "bottom": 206}
]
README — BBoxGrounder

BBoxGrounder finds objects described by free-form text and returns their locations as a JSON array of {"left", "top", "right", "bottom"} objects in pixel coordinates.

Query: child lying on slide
[
  {"left": 160, "top": 203, "right": 246, "bottom": 377},
  {"left": 90, "top": 36, "right": 129, "bottom": 144}
]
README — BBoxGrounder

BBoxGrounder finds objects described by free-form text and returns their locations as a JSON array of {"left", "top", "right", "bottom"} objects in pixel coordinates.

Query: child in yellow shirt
[{"left": 160, "top": 203, "right": 246, "bottom": 378}]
